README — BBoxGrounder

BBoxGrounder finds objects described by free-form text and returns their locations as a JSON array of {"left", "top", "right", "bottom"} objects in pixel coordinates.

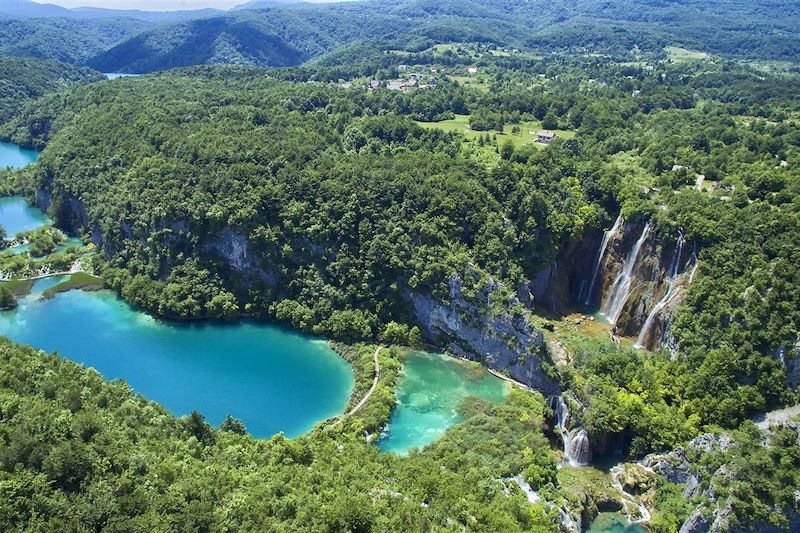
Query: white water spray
[
  {"left": 550, "top": 396, "right": 591, "bottom": 467},
  {"left": 505, "top": 475, "right": 579, "bottom": 532},
  {"left": 610, "top": 463, "right": 652, "bottom": 525},
  {"left": 584, "top": 215, "right": 624, "bottom": 306},
  {"left": 634, "top": 231, "right": 685, "bottom": 349},
  {"left": 601, "top": 221, "right": 652, "bottom": 325}
]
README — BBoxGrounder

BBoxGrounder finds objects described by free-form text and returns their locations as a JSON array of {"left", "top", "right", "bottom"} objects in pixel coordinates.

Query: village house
[
  {"left": 536, "top": 131, "right": 557, "bottom": 144},
  {"left": 468, "top": 67, "right": 478, "bottom": 74}
]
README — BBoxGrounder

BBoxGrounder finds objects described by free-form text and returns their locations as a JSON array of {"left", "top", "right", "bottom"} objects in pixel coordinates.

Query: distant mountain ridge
[
  {"left": 1, "top": 0, "right": 799, "bottom": 72},
  {"left": 0, "top": 0, "right": 221, "bottom": 21}
]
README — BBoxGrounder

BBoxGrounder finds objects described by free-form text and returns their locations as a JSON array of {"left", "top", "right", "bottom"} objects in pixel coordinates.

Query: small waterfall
[
  {"left": 577, "top": 279, "right": 588, "bottom": 304},
  {"left": 667, "top": 231, "right": 685, "bottom": 279},
  {"left": 551, "top": 396, "right": 591, "bottom": 467},
  {"left": 565, "top": 428, "right": 591, "bottom": 466},
  {"left": 505, "top": 475, "right": 579, "bottom": 532},
  {"left": 601, "top": 221, "right": 652, "bottom": 325},
  {"left": 634, "top": 231, "right": 686, "bottom": 350},
  {"left": 610, "top": 464, "right": 652, "bottom": 525},
  {"left": 688, "top": 247, "right": 699, "bottom": 284},
  {"left": 584, "top": 215, "right": 624, "bottom": 306}
]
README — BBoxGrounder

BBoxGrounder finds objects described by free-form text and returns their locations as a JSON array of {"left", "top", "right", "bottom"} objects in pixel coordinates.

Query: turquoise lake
[
  {"left": 378, "top": 351, "right": 507, "bottom": 454},
  {"left": 0, "top": 143, "right": 46, "bottom": 238},
  {"left": 0, "top": 197, "right": 53, "bottom": 238},
  {"left": 0, "top": 282, "right": 354, "bottom": 437},
  {"left": 0, "top": 141, "right": 39, "bottom": 169}
]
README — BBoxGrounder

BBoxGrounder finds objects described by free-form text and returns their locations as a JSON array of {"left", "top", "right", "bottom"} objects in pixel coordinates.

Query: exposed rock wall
[
  {"left": 642, "top": 427, "right": 800, "bottom": 533},
  {"left": 410, "top": 272, "right": 560, "bottom": 394},
  {"left": 37, "top": 186, "right": 558, "bottom": 392},
  {"left": 526, "top": 238, "right": 598, "bottom": 315}
]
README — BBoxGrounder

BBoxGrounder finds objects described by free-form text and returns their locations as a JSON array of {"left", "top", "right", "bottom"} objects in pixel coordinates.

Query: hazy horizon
[{"left": 31, "top": 0, "right": 354, "bottom": 11}]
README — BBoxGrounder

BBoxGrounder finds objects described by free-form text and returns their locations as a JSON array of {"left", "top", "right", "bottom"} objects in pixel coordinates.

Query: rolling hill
[{"left": 88, "top": 0, "right": 800, "bottom": 74}]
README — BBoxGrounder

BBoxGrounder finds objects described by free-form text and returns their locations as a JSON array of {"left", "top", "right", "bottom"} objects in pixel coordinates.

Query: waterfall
[
  {"left": 551, "top": 396, "right": 591, "bottom": 467},
  {"left": 634, "top": 231, "right": 685, "bottom": 349},
  {"left": 577, "top": 279, "right": 588, "bottom": 304},
  {"left": 610, "top": 464, "right": 652, "bottom": 525},
  {"left": 601, "top": 221, "right": 652, "bottom": 325},
  {"left": 667, "top": 231, "right": 685, "bottom": 279},
  {"left": 584, "top": 215, "right": 624, "bottom": 306},
  {"left": 505, "top": 475, "right": 579, "bottom": 532},
  {"left": 565, "top": 428, "right": 591, "bottom": 466}
]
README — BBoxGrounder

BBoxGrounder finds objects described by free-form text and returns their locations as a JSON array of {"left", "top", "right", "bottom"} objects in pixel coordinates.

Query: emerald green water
[
  {"left": 588, "top": 513, "right": 648, "bottom": 533},
  {"left": 378, "top": 351, "right": 508, "bottom": 454},
  {"left": 0, "top": 279, "right": 354, "bottom": 438},
  {"left": 0, "top": 141, "right": 38, "bottom": 169}
]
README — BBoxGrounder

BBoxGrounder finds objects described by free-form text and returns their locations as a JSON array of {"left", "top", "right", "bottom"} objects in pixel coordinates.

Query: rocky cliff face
[
  {"left": 35, "top": 186, "right": 559, "bottom": 392},
  {"left": 640, "top": 427, "right": 800, "bottom": 533},
  {"left": 605, "top": 223, "right": 692, "bottom": 347},
  {"left": 410, "top": 272, "right": 560, "bottom": 394},
  {"left": 524, "top": 238, "right": 598, "bottom": 315}
]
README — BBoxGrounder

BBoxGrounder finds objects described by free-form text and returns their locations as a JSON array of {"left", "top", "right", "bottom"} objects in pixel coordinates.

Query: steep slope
[
  {"left": 88, "top": 6, "right": 408, "bottom": 73},
  {"left": 0, "top": 57, "right": 104, "bottom": 125},
  {"left": 89, "top": 15, "right": 307, "bottom": 72},
  {"left": 0, "top": 17, "right": 153, "bottom": 65}
]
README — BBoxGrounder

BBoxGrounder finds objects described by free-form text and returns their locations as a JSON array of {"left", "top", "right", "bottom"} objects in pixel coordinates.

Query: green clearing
[
  {"left": 448, "top": 74, "right": 491, "bottom": 92},
  {"left": 417, "top": 114, "right": 576, "bottom": 148},
  {"left": 665, "top": 46, "right": 711, "bottom": 62},
  {"left": 41, "top": 272, "right": 104, "bottom": 299}
]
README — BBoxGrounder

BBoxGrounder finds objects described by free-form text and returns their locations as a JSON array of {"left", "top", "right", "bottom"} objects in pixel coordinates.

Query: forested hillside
[
  {"left": 1, "top": 2, "right": 799, "bottom": 530},
  {"left": 0, "top": 57, "right": 104, "bottom": 124},
  {"left": 0, "top": 17, "right": 152, "bottom": 65},
  {"left": 2, "top": 0, "right": 798, "bottom": 73}
]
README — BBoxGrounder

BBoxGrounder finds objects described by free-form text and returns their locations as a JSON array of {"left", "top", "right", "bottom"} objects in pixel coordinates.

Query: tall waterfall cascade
[
  {"left": 600, "top": 221, "right": 652, "bottom": 325},
  {"left": 634, "top": 231, "right": 698, "bottom": 350},
  {"left": 584, "top": 215, "right": 624, "bottom": 306},
  {"left": 550, "top": 396, "right": 591, "bottom": 467}
]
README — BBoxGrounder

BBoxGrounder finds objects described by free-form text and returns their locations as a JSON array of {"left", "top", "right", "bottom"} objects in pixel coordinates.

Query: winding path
[{"left": 347, "top": 346, "right": 382, "bottom": 416}]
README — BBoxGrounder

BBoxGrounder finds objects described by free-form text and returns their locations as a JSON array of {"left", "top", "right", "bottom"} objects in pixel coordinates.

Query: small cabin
[{"left": 536, "top": 131, "right": 557, "bottom": 144}]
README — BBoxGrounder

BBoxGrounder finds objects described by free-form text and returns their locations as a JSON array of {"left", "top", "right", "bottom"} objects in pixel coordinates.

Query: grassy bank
[{"left": 41, "top": 272, "right": 103, "bottom": 299}]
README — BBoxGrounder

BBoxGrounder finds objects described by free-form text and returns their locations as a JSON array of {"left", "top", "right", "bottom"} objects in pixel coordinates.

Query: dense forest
[
  {"left": 0, "top": 57, "right": 103, "bottom": 124},
  {"left": 3, "top": 51, "right": 799, "bottom": 434},
  {"left": 0, "top": 0, "right": 799, "bottom": 531}
]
